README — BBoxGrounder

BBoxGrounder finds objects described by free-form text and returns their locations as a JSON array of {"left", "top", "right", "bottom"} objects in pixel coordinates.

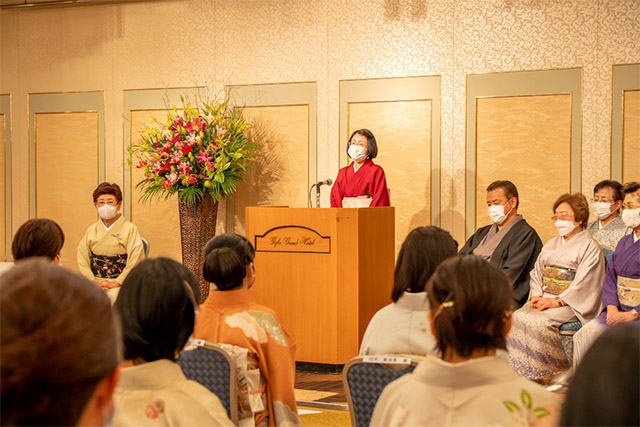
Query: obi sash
[
  {"left": 541, "top": 266, "right": 576, "bottom": 295},
  {"left": 617, "top": 276, "right": 640, "bottom": 307},
  {"left": 90, "top": 251, "right": 127, "bottom": 279},
  {"left": 343, "top": 196, "right": 372, "bottom": 208}
]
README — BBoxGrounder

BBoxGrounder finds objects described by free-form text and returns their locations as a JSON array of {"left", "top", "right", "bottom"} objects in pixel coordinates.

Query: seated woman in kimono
[
  {"left": 192, "top": 234, "right": 300, "bottom": 427},
  {"left": 359, "top": 226, "right": 457, "bottom": 356},
  {"left": 330, "top": 129, "right": 390, "bottom": 208},
  {"left": 573, "top": 181, "right": 640, "bottom": 366},
  {"left": 507, "top": 193, "right": 605, "bottom": 380},
  {"left": 1, "top": 260, "right": 120, "bottom": 426},
  {"left": 371, "top": 256, "right": 560, "bottom": 426},
  {"left": 113, "top": 258, "right": 232, "bottom": 426},
  {"left": 77, "top": 182, "right": 144, "bottom": 303}
]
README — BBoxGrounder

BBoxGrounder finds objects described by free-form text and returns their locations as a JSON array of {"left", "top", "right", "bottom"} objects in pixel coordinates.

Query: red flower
[
  {"left": 172, "top": 135, "right": 181, "bottom": 144},
  {"left": 184, "top": 121, "right": 195, "bottom": 133},
  {"left": 164, "top": 163, "right": 171, "bottom": 170},
  {"left": 188, "top": 175, "right": 198, "bottom": 184},
  {"left": 182, "top": 145, "right": 192, "bottom": 155},
  {"left": 136, "top": 160, "right": 148, "bottom": 169}
]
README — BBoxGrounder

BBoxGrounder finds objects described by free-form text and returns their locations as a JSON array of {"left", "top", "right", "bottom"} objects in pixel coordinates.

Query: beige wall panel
[
  {"left": 234, "top": 105, "right": 309, "bottom": 235},
  {"left": 35, "top": 112, "right": 98, "bottom": 270},
  {"left": 348, "top": 100, "right": 431, "bottom": 253},
  {"left": 623, "top": 90, "right": 640, "bottom": 184},
  {"left": 0, "top": 114, "right": 5, "bottom": 261},
  {"left": 476, "top": 95, "right": 571, "bottom": 244},
  {"left": 130, "top": 110, "right": 182, "bottom": 261}
]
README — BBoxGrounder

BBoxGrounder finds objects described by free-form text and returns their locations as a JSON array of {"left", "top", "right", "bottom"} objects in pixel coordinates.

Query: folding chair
[
  {"left": 343, "top": 355, "right": 419, "bottom": 427},
  {"left": 178, "top": 340, "right": 239, "bottom": 424}
]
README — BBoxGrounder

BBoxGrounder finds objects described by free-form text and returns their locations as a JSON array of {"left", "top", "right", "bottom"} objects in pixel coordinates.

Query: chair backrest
[
  {"left": 141, "top": 237, "right": 150, "bottom": 258},
  {"left": 178, "top": 341, "right": 238, "bottom": 424},
  {"left": 343, "top": 355, "right": 419, "bottom": 427}
]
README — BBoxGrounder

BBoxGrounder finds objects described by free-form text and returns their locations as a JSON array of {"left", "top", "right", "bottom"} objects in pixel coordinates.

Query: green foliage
[{"left": 128, "top": 98, "right": 259, "bottom": 206}]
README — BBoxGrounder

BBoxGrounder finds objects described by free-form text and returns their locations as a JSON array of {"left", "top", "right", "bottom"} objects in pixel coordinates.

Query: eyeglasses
[
  {"left": 591, "top": 198, "right": 615, "bottom": 204},
  {"left": 95, "top": 200, "right": 118, "bottom": 207},
  {"left": 349, "top": 140, "right": 368, "bottom": 148},
  {"left": 551, "top": 211, "right": 574, "bottom": 221}
]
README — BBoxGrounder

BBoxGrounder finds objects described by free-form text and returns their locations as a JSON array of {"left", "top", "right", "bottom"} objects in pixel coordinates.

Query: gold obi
[
  {"left": 542, "top": 266, "right": 576, "bottom": 295},
  {"left": 617, "top": 276, "right": 640, "bottom": 307}
]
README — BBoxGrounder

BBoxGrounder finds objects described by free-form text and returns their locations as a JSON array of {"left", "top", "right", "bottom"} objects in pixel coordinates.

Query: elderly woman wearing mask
[
  {"left": 587, "top": 180, "right": 629, "bottom": 262},
  {"left": 507, "top": 193, "right": 605, "bottom": 380},
  {"left": 77, "top": 182, "right": 144, "bottom": 303}
]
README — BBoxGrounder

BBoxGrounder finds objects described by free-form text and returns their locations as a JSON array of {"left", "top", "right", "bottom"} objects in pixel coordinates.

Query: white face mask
[
  {"left": 348, "top": 144, "right": 368, "bottom": 163},
  {"left": 98, "top": 204, "right": 118, "bottom": 220},
  {"left": 593, "top": 202, "right": 615, "bottom": 220},
  {"left": 488, "top": 198, "right": 513, "bottom": 225},
  {"left": 621, "top": 208, "right": 640, "bottom": 229},
  {"left": 555, "top": 220, "right": 577, "bottom": 237}
]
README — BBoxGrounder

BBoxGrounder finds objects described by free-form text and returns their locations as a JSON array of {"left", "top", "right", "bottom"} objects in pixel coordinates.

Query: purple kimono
[{"left": 597, "top": 234, "right": 640, "bottom": 323}]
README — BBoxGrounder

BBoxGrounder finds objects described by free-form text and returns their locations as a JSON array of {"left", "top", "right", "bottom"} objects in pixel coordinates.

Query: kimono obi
[
  {"left": 342, "top": 196, "right": 372, "bottom": 208},
  {"left": 541, "top": 266, "right": 576, "bottom": 295},
  {"left": 90, "top": 251, "right": 128, "bottom": 279},
  {"left": 617, "top": 276, "right": 640, "bottom": 307}
]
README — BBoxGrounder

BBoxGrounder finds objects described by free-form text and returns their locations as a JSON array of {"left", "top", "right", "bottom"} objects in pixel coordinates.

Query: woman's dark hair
[
  {"left": 115, "top": 257, "right": 200, "bottom": 362},
  {"left": 11, "top": 218, "right": 65, "bottom": 262},
  {"left": 92, "top": 182, "right": 123, "bottom": 204},
  {"left": 203, "top": 234, "right": 255, "bottom": 291},
  {"left": 347, "top": 129, "right": 378, "bottom": 160},
  {"left": 553, "top": 193, "right": 589, "bottom": 229},
  {"left": 391, "top": 226, "right": 457, "bottom": 302},
  {"left": 1, "top": 260, "right": 120, "bottom": 426},
  {"left": 561, "top": 323, "right": 639, "bottom": 426},
  {"left": 426, "top": 256, "right": 512, "bottom": 358},
  {"left": 593, "top": 179, "right": 623, "bottom": 202}
]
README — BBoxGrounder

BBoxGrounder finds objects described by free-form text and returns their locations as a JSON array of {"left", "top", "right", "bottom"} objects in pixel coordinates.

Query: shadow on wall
[{"left": 238, "top": 114, "right": 286, "bottom": 206}]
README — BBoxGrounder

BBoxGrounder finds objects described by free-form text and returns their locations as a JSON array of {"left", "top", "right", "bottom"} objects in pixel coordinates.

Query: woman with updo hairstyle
[
  {"left": 371, "top": 256, "right": 560, "bottom": 426},
  {"left": 112, "top": 257, "right": 231, "bottom": 426},
  {"left": 359, "top": 226, "right": 457, "bottom": 356},
  {"left": 1, "top": 259, "right": 120, "bottom": 426},
  {"left": 193, "top": 234, "right": 300, "bottom": 427}
]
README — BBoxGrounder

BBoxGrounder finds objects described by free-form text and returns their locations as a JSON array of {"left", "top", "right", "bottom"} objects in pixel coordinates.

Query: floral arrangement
[{"left": 129, "top": 97, "right": 258, "bottom": 206}]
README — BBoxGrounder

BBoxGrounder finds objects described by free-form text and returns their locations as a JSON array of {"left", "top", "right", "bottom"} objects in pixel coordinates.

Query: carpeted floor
[{"left": 295, "top": 371, "right": 351, "bottom": 426}]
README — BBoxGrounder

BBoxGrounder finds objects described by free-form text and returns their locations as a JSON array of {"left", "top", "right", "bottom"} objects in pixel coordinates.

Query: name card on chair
[
  {"left": 363, "top": 356, "right": 412, "bottom": 365},
  {"left": 254, "top": 225, "right": 331, "bottom": 254}
]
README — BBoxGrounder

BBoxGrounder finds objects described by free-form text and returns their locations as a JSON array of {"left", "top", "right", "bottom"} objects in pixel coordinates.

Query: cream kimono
[
  {"left": 507, "top": 230, "right": 605, "bottom": 379},
  {"left": 371, "top": 355, "right": 560, "bottom": 426},
  {"left": 77, "top": 215, "right": 144, "bottom": 302}
]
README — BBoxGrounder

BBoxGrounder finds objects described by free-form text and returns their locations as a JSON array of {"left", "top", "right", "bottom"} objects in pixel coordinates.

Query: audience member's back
[
  {"left": 561, "top": 323, "right": 639, "bottom": 426},
  {"left": 359, "top": 226, "right": 457, "bottom": 356},
  {"left": 370, "top": 256, "right": 561, "bottom": 426},
  {"left": 1, "top": 260, "right": 119, "bottom": 426},
  {"left": 113, "top": 257, "right": 232, "bottom": 426},
  {"left": 193, "top": 233, "right": 300, "bottom": 426}
]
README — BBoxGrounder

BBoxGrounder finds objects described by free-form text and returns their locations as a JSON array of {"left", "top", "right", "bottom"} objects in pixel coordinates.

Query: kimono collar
[
  {"left": 203, "top": 288, "right": 257, "bottom": 309},
  {"left": 118, "top": 359, "right": 186, "bottom": 390},
  {"left": 100, "top": 214, "right": 124, "bottom": 231},
  {"left": 352, "top": 159, "right": 373, "bottom": 173},
  {"left": 414, "top": 355, "right": 517, "bottom": 389},
  {"left": 396, "top": 291, "right": 429, "bottom": 311}
]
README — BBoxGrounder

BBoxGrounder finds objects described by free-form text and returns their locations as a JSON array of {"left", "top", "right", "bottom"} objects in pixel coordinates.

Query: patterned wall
[{"left": 1, "top": 0, "right": 639, "bottom": 246}]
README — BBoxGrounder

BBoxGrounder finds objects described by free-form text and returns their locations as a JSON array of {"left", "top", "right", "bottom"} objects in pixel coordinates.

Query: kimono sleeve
[
  {"left": 265, "top": 329, "right": 301, "bottom": 426},
  {"left": 601, "top": 248, "right": 620, "bottom": 310},
  {"left": 76, "top": 229, "right": 95, "bottom": 281},
  {"left": 115, "top": 223, "right": 145, "bottom": 284},
  {"left": 370, "top": 167, "right": 390, "bottom": 207},
  {"left": 558, "top": 239, "right": 605, "bottom": 322},
  {"left": 528, "top": 249, "right": 546, "bottom": 298},
  {"left": 501, "top": 228, "right": 542, "bottom": 301},
  {"left": 330, "top": 169, "right": 345, "bottom": 208}
]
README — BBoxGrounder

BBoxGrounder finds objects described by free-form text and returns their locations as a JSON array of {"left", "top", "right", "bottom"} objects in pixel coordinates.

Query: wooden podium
[{"left": 245, "top": 206, "right": 395, "bottom": 365}]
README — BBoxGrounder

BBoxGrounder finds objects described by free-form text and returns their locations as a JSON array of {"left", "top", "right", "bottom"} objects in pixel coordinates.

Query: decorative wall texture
[{"left": 1, "top": 0, "right": 639, "bottom": 255}]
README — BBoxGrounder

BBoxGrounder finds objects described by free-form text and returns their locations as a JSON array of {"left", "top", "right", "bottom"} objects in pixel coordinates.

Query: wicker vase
[{"left": 178, "top": 194, "right": 218, "bottom": 302}]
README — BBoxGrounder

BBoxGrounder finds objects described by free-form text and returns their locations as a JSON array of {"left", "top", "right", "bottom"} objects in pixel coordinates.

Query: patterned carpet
[{"left": 295, "top": 371, "right": 351, "bottom": 425}]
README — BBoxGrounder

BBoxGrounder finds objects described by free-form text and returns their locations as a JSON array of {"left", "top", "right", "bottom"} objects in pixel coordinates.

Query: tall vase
[{"left": 178, "top": 194, "right": 218, "bottom": 302}]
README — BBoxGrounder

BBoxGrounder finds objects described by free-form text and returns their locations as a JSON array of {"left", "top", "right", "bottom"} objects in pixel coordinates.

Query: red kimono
[{"left": 330, "top": 159, "right": 390, "bottom": 207}]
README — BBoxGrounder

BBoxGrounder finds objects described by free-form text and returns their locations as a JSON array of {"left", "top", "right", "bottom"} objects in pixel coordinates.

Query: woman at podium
[{"left": 330, "top": 129, "right": 390, "bottom": 208}]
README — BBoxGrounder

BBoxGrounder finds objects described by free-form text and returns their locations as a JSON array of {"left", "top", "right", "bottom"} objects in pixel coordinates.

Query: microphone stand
[{"left": 316, "top": 184, "right": 321, "bottom": 208}]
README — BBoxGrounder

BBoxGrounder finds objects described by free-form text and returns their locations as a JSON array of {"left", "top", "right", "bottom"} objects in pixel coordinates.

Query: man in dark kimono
[{"left": 460, "top": 180, "right": 542, "bottom": 308}]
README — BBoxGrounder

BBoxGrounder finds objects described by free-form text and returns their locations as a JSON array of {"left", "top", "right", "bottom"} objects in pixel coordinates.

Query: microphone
[{"left": 315, "top": 178, "right": 333, "bottom": 186}]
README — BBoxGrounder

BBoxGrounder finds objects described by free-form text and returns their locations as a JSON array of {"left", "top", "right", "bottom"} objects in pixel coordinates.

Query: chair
[
  {"left": 559, "top": 321, "right": 582, "bottom": 367},
  {"left": 178, "top": 340, "right": 238, "bottom": 424},
  {"left": 343, "top": 355, "right": 419, "bottom": 427},
  {"left": 141, "top": 237, "right": 150, "bottom": 258}
]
